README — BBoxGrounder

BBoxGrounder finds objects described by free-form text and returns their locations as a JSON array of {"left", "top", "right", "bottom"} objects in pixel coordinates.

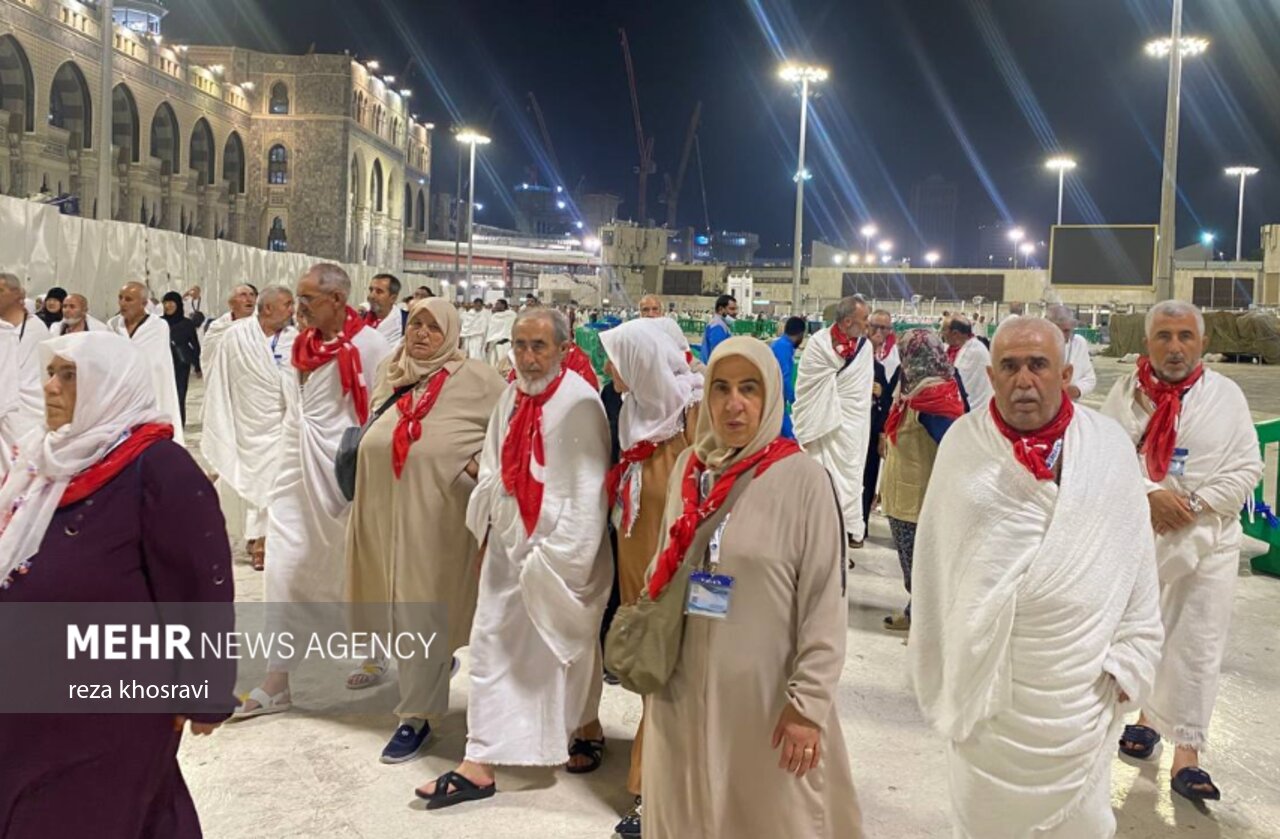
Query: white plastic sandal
[
  {"left": 346, "top": 657, "right": 388, "bottom": 690},
  {"left": 231, "top": 686, "right": 291, "bottom": 720}
]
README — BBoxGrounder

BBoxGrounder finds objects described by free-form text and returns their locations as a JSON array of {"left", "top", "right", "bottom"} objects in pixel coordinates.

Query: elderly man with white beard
[
  {"left": 108, "top": 281, "right": 184, "bottom": 445},
  {"left": 49, "top": 294, "right": 105, "bottom": 335},
  {"left": 910, "top": 316, "right": 1163, "bottom": 839},
  {"left": 233, "top": 264, "right": 391, "bottom": 718},
  {"left": 793, "top": 295, "right": 874, "bottom": 548},
  {"left": 414, "top": 307, "right": 611, "bottom": 809},
  {"left": 1102, "top": 300, "right": 1262, "bottom": 803},
  {"left": 201, "top": 286, "right": 298, "bottom": 572}
]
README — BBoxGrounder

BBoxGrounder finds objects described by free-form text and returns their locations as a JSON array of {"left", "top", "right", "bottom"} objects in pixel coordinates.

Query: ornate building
[{"left": 0, "top": 0, "right": 431, "bottom": 267}]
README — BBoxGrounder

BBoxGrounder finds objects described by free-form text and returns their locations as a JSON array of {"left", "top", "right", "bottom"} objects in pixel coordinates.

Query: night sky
[{"left": 163, "top": 0, "right": 1280, "bottom": 262}]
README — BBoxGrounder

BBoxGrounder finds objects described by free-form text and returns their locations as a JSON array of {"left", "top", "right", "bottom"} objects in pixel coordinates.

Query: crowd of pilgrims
[{"left": 0, "top": 263, "right": 1263, "bottom": 838}]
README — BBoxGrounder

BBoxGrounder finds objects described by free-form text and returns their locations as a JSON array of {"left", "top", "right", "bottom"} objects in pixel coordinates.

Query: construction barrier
[{"left": 1243, "top": 418, "right": 1280, "bottom": 577}]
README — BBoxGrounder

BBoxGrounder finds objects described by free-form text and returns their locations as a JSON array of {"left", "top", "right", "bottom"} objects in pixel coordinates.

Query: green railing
[{"left": 1243, "top": 418, "right": 1280, "bottom": 577}]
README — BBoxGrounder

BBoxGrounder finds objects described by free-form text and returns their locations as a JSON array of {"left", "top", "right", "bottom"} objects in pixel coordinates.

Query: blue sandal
[
  {"left": 1171, "top": 766, "right": 1221, "bottom": 802},
  {"left": 1119, "top": 724, "right": 1160, "bottom": 760}
]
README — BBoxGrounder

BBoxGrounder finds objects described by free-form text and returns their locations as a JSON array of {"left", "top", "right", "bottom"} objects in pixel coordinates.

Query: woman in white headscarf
[
  {"left": 594, "top": 316, "right": 702, "bottom": 833},
  {"left": 345, "top": 297, "right": 506, "bottom": 764},
  {"left": 0, "top": 332, "right": 235, "bottom": 838},
  {"left": 641, "top": 337, "right": 862, "bottom": 839}
]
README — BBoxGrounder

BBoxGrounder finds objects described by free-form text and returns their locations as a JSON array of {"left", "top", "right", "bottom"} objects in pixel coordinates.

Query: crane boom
[
  {"left": 526, "top": 91, "right": 563, "bottom": 185},
  {"left": 619, "top": 28, "right": 654, "bottom": 223},
  {"left": 664, "top": 101, "right": 702, "bottom": 228}
]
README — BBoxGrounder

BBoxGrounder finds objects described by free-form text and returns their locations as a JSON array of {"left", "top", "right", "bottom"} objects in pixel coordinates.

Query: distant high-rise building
[{"left": 910, "top": 175, "right": 958, "bottom": 262}]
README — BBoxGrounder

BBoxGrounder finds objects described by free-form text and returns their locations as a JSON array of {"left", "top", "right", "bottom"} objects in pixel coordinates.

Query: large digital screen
[{"left": 1049, "top": 225, "right": 1157, "bottom": 287}]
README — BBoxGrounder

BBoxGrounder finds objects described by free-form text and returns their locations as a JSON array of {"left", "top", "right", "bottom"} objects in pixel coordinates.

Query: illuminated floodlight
[
  {"left": 367, "top": 60, "right": 381, "bottom": 70},
  {"left": 1007, "top": 227, "right": 1025, "bottom": 244},
  {"left": 877, "top": 240, "right": 893, "bottom": 253},
  {"left": 575, "top": 221, "right": 584, "bottom": 229},
  {"left": 583, "top": 236, "right": 602, "bottom": 252},
  {"left": 1224, "top": 166, "right": 1259, "bottom": 178},
  {"left": 848, "top": 253, "right": 860, "bottom": 265},
  {"left": 1020, "top": 242, "right": 1035, "bottom": 256},
  {"left": 778, "top": 63, "right": 829, "bottom": 84},
  {"left": 669, "top": 252, "right": 679, "bottom": 261},
  {"left": 1045, "top": 156, "right": 1077, "bottom": 172},
  {"left": 556, "top": 200, "right": 567, "bottom": 209},
  {"left": 793, "top": 168, "right": 812, "bottom": 183},
  {"left": 456, "top": 130, "right": 491, "bottom": 146},
  {"left": 859, "top": 224, "right": 877, "bottom": 239},
  {"left": 1200, "top": 232, "right": 1216, "bottom": 246},
  {"left": 1144, "top": 37, "right": 1209, "bottom": 58},
  {"left": 925, "top": 251, "right": 940, "bottom": 266},
  {"left": 400, "top": 89, "right": 412, "bottom": 98},
  {"left": 832, "top": 253, "right": 845, "bottom": 265}
]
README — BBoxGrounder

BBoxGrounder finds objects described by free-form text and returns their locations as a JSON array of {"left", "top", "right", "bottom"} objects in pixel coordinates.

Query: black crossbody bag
[{"left": 335, "top": 383, "right": 414, "bottom": 502}]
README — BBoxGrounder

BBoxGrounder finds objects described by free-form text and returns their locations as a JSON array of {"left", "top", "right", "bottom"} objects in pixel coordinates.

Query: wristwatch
[{"left": 1187, "top": 493, "right": 1205, "bottom": 515}]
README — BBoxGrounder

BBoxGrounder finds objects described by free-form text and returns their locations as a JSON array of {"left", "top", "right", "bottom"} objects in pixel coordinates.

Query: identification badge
[
  {"left": 686, "top": 571, "right": 735, "bottom": 620},
  {"left": 1169, "top": 447, "right": 1189, "bottom": 478}
]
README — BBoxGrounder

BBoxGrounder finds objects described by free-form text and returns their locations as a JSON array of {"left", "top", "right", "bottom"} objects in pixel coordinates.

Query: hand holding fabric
[{"left": 1148, "top": 489, "right": 1195, "bottom": 535}]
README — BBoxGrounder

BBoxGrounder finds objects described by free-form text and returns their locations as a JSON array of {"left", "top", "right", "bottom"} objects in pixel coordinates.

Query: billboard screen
[{"left": 1049, "top": 225, "right": 1157, "bottom": 287}]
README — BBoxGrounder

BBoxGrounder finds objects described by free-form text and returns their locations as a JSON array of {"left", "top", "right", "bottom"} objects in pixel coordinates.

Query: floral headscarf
[{"left": 899, "top": 328, "right": 953, "bottom": 391}]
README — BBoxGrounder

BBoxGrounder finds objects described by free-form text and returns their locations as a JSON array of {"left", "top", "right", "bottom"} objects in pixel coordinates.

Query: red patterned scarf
[
  {"left": 875, "top": 331, "right": 897, "bottom": 362},
  {"left": 59, "top": 424, "right": 174, "bottom": 507},
  {"left": 391, "top": 368, "right": 451, "bottom": 478},
  {"left": 501, "top": 367, "right": 569, "bottom": 536},
  {"left": 989, "top": 396, "right": 1074, "bottom": 481},
  {"left": 1135, "top": 356, "right": 1205, "bottom": 482},
  {"left": 647, "top": 437, "right": 801, "bottom": 600},
  {"left": 883, "top": 379, "right": 966, "bottom": 445},
  {"left": 606, "top": 440, "right": 660, "bottom": 536},
  {"left": 829, "top": 323, "right": 861, "bottom": 359},
  {"left": 292, "top": 306, "right": 371, "bottom": 424}
]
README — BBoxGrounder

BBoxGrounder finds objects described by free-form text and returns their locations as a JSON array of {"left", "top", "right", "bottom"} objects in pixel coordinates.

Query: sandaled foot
[
  {"left": 566, "top": 736, "right": 605, "bottom": 774},
  {"left": 232, "top": 686, "right": 291, "bottom": 720},
  {"left": 415, "top": 770, "right": 496, "bottom": 810},
  {"left": 346, "top": 657, "right": 387, "bottom": 690},
  {"left": 1119, "top": 724, "right": 1160, "bottom": 760},
  {"left": 1171, "top": 766, "right": 1221, "bottom": 802},
  {"left": 883, "top": 613, "right": 911, "bottom": 632},
  {"left": 614, "top": 796, "right": 642, "bottom": 837}
]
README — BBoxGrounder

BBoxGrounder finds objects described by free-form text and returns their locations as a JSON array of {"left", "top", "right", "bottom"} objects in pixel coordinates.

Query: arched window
[
  {"left": 267, "top": 144, "right": 288, "bottom": 185},
  {"left": 222, "top": 131, "right": 245, "bottom": 194},
  {"left": 0, "top": 35, "right": 35, "bottom": 133},
  {"left": 111, "top": 84, "right": 139, "bottom": 163},
  {"left": 149, "top": 102, "right": 180, "bottom": 175},
  {"left": 269, "top": 82, "right": 290, "bottom": 115},
  {"left": 370, "top": 159, "right": 384, "bottom": 213},
  {"left": 48, "top": 62, "right": 92, "bottom": 149},
  {"left": 415, "top": 189, "right": 426, "bottom": 233},
  {"left": 267, "top": 217, "right": 287, "bottom": 251},
  {"left": 404, "top": 184, "right": 412, "bottom": 229},
  {"left": 189, "top": 118, "right": 215, "bottom": 185}
]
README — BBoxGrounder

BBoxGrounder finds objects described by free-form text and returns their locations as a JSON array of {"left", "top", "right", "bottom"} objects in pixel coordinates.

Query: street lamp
[
  {"left": 779, "top": 62, "right": 829, "bottom": 313},
  {"left": 1045, "top": 156, "right": 1077, "bottom": 225},
  {"left": 925, "top": 251, "right": 940, "bottom": 267},
  {"left": 860, "top": 223, "right": 878, "bottom": 258},
  {"left": 1019, "top": 241, "right": 1035, "bottom": 268},
  {"left": 877, "top": 240, "right": 893, "bottom": 254},
  {"left": 1147, "top": 0, "right": 1209, "bottom": 299},
  {"left": 1007, "top": 227, "right": 1025, "bottom": 266},
  {"left": 455, "top": 130, "right": 491, "bottom": 289},
  {"left": 1224, "top": 166, "right": 1260, "bottom": 261},
  {"left": 1200, "top": 232, "right": 1215, "bottom": 268}
]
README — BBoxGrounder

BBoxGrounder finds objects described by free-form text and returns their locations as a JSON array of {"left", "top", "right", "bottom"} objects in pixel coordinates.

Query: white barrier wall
[{"left": 1, "top": 196, "right": 396, "bottom": 319}]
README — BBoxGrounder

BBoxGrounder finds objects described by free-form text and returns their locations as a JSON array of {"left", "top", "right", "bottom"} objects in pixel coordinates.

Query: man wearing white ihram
[
  {"left": 202, "top": 284, "right": 259, "bottom": 358},
  {"left": 234, "top": 263, "right": 391, "bottom": 717},
  {"left": 460, "top": 297, "right": 490, "bottom": 360},
  {"left": 910, "top": 316, "right": 1163, "bottom": 839},
  {"left": 364, "top": 273, "right": 406, "bottom": 347},
  {"left": 1045, "top": 304, "right": 1096, "bottom": 401},
  {"left": 200, "top": 286, "right": 298, "bottom": 572},
  {"left": 415, "top": 307, "right": 611, "bottom": 809},
  {"left": 108, "top": 281, "right": 185, "bottom": 445},
  {"left": 1101, "top": 300, "right": 1262, "bottom": 803},
  {"left": 792, "top": 295, "right": 874, "bottom": 548},
  {"left": 0, "top": 273, "right": 49, "bottom": 478}
]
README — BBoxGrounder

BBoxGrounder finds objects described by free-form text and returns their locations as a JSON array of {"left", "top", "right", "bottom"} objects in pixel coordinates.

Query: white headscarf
[
  {"left": 600, "top": 318, "right": 703, "bottom": 450},
  {"left": 0, "top": 332, "right": 169, "bottom": 581}
]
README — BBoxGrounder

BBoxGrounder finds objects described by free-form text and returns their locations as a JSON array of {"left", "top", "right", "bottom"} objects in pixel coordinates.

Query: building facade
[{"left": 0, "top": 0, "right": 431, "bottom": 267}]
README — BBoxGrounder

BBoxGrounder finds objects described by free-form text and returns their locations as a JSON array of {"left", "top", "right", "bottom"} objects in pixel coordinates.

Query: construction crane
[
  {"left": 526, "top": 91, "right": 564, "bottom": 186},
  {"left": 661, "top": 101, "right": 702, "bottom": 229},
  {"left": 619, "top": 28, "right": 655, "bottom": 224}
]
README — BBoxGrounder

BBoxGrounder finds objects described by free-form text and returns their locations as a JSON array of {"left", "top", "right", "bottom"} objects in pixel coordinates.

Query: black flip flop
[
  {"left": 566, "top": 737, "right": 605, "bottom": 774},
  {"left": 1119, "top": 724, "right": 1160, "bottom": 760},
  {"left": 416, "top": 771, "right": 496, "bottom": 810},
  {"left": 1171, "top": 766, "right": 1221, "bottom": 802}
]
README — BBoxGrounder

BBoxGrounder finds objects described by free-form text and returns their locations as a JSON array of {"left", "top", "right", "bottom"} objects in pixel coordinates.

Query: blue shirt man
[
  {"left": 699, "top": 293, "right": 739, "bottom": 364},
  {"left": 770, "top": 316, "right": 808, "bottom": 439}
]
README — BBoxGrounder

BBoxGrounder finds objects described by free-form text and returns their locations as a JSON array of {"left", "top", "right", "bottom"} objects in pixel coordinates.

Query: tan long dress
[
  {"left": 346, "top": 357, "right": 506, "bottom": 720},
  {"left": 642, "top": 452, "right": 862, "bottom": 838}
]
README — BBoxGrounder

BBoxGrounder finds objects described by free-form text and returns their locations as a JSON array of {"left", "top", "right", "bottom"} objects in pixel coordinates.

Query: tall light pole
[
  {"left": 780, "top": 63, "right": 828, "bottom": 314},
  {"left": 1045, "top": 156, "right": 1077, "bottom": 226},
  {"left": 860, "top": 223, "right": 878, "bottom": 262},
  {"left": 456, "top": 130, "right": 491, "bottom": 290},
  {"left": 925, "top": 251, "right": 940, "bottom": 268},
  {"left": 1224, "top": 166, "right": 1259, "bottom": 262},
  {"left": 1007, "top": 227, "right": 1025, "bottom": 267},
  {"left": 1147, "top": 7, "right": 1210, "bottom": 300},
  {"left": 1019, "top": 241, "right": 1035, "bottom": 268}
]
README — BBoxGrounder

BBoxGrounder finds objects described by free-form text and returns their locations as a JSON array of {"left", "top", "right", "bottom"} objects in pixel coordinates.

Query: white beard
[{"left": 516, "top": 363, "right": 563, "bottom": 396}]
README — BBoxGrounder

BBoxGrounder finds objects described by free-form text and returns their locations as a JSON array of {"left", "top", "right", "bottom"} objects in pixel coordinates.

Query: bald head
[
  {"left": 62, "top": 293, "right": 88, "bottom": 324},
  {"left": 989, "top": 316, "right": 1071, "bottom": 432},
  {"left": 117, "top": 282, "right": 149, "bottom": 323},
  {"left": 639, "top": 294, "right": 663, "bottom": 318}
]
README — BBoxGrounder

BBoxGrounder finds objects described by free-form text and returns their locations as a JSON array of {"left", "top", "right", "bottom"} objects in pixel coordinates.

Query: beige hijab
[
  {"left": 386, "top": 298, "right": 465, "bottom": 388},
  {"left": 692, "top": 336, "right": 786, "bottom": 473}
]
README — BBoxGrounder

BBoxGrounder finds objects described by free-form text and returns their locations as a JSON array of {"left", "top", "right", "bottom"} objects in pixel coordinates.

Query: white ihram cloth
[
  {"left": 107, "top": 314, "right": 185, "bottom": 446},
  {"left": 200, "top": 317, "right": 297, "bottom": 541},
  {"left": 374, "top": 308, "right": 404, "bottom": 346},
  {"left": 0, "top": 333, "right": 169, "bottom": 579},
  {"left": 792, "top": 327, "right": 873, "bottom": 539},
  {"left": 953, "top": 337, "right": 993, "bottom": 411},
  {"left": 1064, "top": 333, "right": 1096, "bottom": 399},
  {"left": 0, "top": 315, "right": 49, "bottom": 478},
  {"left": 463, "top": 371, "right": 612, "bottom": 765},
  {"left": 264, "top": 324, "right": 391, "bottom": 671},
  {"left": 200, "top": 312, "right": 237, "bottom": 362},
  {"left": 50, "top": 315, "right": 107, "bottom": 335},
  {"left": 909, "top": 405, "right": 1163, "bottom": 839},
  {"left": 1100, "top": 368, "right": 1261, "bottom": 748},
  {"left": 460, "top": 309, "right": 490, "bottom": 360},
  {"left": 483, "top": 309, "right": 517, "bottom": 368},
  {"left": 879, "top": 342, "right": 901, "bottom": 385}
]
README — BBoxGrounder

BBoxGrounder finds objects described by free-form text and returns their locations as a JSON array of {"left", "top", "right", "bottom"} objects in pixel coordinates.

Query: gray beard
[{"left": 516, "top": 363, "right": 562, "bottom": 396}]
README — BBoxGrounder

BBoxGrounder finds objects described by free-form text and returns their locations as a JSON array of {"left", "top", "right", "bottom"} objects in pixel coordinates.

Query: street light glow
[
  {"left": 583, "top": 236, "right": 602, "bottom": 252},
  {"left": 1020, "top": 242, "right": 1035, "bottom": 256},
  {"left": 1200, "top": 232, "right": 1216, "bottom": 246},
  {"left": 1144, "top": 36, "right": 1209, "bottom": 58},
  {"left": 833, "top": 253, "right": 845, "bottom": 265},
  {"left": 778, "top": 63, "right": 829, "bottom": 83},
  {"left": 1008, "top": 227, "right": 1026, "bottom": 244},
  {"left": 366, "top": 60, "right": 380, "bottom": 70},
  {"left": 793, "top": 168, "right": 813, "bottom": 183},
  {"left": 925, "top": 251, "right": 940, "bottom": 266},
  {"left": 1225, "top": 166, "right": 1260, "bottom": 178},
  {"left": 456, "top": 130, "right": 491, "bottom": 146},
  {"left": 399, "top": 89, "right": 412, "bottom": 98},
  {"left": 1045, "top": 156, "right": 1077, "bottom": 172},
  {"left": 860, "top": 224, "right": 878, "bottom": 239},
  {"left": 877, "top": 240, "right": 893, "bottom": 253}
]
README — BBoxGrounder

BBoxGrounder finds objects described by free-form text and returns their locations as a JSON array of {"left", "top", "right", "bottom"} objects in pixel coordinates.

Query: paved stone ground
[{"left": 179, "top": 357, "right": 1280, "bottom": 838}]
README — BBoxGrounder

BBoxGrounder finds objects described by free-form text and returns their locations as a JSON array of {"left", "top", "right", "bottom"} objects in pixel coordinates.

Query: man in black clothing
[{"left": 860, "top": 309, "right": 899, "bottom": 545}]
